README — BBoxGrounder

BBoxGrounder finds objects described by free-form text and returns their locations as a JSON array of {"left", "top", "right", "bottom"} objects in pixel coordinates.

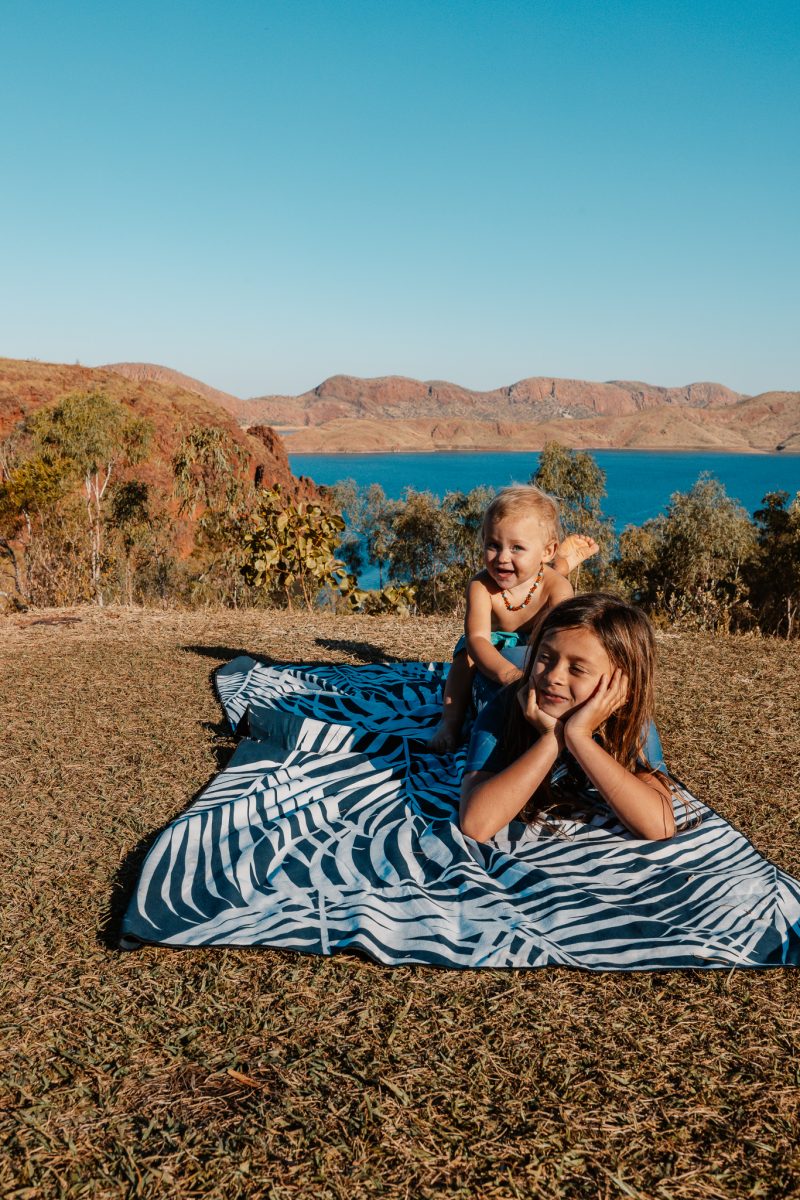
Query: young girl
[
  {"left": 427, "top": 484, "right": 598, "bottom": 752},
  {"left": 459, "top": 592, "right": 675, "bottom": 843}
]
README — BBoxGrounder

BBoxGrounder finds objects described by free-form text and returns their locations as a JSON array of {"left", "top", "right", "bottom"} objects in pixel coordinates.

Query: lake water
[{"left": 289, "top": 449, "right": 800, "bottom": 530}]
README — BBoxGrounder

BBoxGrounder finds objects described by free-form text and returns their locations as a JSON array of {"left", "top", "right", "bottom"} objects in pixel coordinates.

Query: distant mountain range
[{"left": 104, "top": 363, "right": 800, "bottom": 454}]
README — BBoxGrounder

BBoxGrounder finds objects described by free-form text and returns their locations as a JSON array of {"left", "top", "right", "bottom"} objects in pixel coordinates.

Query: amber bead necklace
[{"left": 500, "top": 563, "right": 544, "bottom": 611}]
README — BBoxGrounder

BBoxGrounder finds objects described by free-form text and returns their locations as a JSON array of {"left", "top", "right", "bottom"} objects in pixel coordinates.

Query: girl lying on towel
[{"left": 460, "top": 592, "right": 676, "bottom": 843}]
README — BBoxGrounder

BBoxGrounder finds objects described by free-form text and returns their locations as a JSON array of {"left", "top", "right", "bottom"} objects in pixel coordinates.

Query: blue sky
[{"left": 1, "top": 0, "right": 798, "bottom": 397}]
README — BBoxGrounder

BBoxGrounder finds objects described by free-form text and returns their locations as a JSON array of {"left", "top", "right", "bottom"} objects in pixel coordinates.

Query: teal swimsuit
[{"left": 453, "top": 628, "right": 526, "bottom": 659}]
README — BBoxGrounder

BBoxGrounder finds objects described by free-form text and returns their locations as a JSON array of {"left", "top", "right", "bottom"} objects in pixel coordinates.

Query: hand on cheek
[
  {"left": 565, "top": 669, "right": 629, "bottom": 738},
  {"left": 518, "top": 683, "right": 563, "bottom": 745}
]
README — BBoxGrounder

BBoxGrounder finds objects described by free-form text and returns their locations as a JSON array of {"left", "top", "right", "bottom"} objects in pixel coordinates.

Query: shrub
[
  {"left": 29, "top": 392, "right": 152, "bottom": 604},
  {"left": 531, "top": 442, "right": 616, "bottom": 585},
  {"left": 617, "top": 474, "right": 757, "bottom": 632},
  {"left": 241, "top": 485, "right": 353, "bottom": 610}
]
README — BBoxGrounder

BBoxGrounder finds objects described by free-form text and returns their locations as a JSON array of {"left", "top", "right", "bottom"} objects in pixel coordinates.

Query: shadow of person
[
  {"left": 314, "top": 637, "right": 404, "bottom": 664},
  {"left": 180, "top": 644, "right": 276, "bottom": 664}
]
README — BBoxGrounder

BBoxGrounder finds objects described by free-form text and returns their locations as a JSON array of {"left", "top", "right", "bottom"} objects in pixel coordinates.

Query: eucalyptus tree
[{"left": 28, "top": 391, "right": 152, "bottom": 604}]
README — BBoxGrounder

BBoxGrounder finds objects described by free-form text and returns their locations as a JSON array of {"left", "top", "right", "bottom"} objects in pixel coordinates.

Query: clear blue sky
[{"left": 1, "top": 0, "right": 798, "bottom": 397}]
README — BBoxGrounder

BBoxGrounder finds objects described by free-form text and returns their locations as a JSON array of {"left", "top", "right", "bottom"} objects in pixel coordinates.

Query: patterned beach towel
[{"left": 120, "top": 655, "right": 800, "bottom": 970}]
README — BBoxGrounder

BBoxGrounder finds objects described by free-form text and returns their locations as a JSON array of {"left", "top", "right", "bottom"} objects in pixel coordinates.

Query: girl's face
[
  {"left": 531, "top": 626, "right": 615, "bottom": 718},
  {"left": 483, "top": 515, "right": 557, "bottom": 590}
]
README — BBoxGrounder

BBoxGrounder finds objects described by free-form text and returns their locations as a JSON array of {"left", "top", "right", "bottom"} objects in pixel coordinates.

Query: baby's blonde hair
[{"left": 482, "top": 484, "right": 562, "bottom": 544}]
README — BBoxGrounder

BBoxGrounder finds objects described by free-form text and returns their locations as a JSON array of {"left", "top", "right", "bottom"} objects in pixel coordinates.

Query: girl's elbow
[
  {"left": 460, "top": 811, "right": 484, "bottom": 840},
  {"left": 634, "top": 811, "right": 676, "bottom": 841},
  {"left": 458, "top": 805, "right": 498, "bottom": 843},
  {"left": 458, "top": 807, "right": 481, "bottom": 840},
  {"left": 655, "top": 796, "right": 677, "bottom": 840},
  {"left": 460, "top": 817, "right": 496, "bottom": 842},
  {"left": 660, "top": 814, "right": 677, "bottom": 841}
]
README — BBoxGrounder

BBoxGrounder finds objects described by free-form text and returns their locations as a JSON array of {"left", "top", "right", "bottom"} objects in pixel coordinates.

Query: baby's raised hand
[{"left": 564, "top": 669, "right": 629, "bottom": 739}]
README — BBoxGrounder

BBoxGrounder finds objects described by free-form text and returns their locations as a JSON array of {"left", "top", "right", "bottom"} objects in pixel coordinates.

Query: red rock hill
[{"left": 0, "top": 357, "right": 319, "bottom": 505}]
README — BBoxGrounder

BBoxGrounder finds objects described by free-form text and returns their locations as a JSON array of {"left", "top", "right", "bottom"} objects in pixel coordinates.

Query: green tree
[
  {"left": 747, "top": 491, "right": 800, "bottom": 636},
  {"left": 172, "top": 424, "right": 254, "bottom": 605},
  {"left": 173, "top": 424, "right": 249, "bottom": 515},
  {"left": 531, "top": 442, "right": 615, "bottom": 584},
  {"left": 109, "top": 479, "right": 176, "bottom": 606},
  {"left": 330, "top": 480, "right": 399, "bottom": 588},
  {"left": 30, "top": 392, "right": 152, "bottom": 604},
  {"left": 380, "top": 486, "right": 492, "bottom": 612},
  {"left": 0, "top": 452, "right": 71, "bottom": 606},
  {"left": 442, "top": 486, "right": 494, "bottom": 572},
  {"left": 385, "top": 489, "right": 457, "bottom": 609},
  {"left": 617, "top": 474, "right": 757, "bottom": 631}
]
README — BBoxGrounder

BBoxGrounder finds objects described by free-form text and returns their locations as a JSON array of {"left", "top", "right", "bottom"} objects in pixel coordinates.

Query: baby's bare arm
[{"left": 464, "top": 578, "right": 523, "bottom": 686}]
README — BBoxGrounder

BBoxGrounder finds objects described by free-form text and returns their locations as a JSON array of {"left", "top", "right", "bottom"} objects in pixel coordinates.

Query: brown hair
[
  {"left": 482, "top": 485, "right": 561, "bottom": 545},
  {"left": 504, "top": 592, "right": 663, "bottom": 825}
]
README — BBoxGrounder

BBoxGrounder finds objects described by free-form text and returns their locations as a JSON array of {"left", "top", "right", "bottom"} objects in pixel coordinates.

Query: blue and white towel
[{"left": 121, "top": 655, "right": 800, "bottom": 970}]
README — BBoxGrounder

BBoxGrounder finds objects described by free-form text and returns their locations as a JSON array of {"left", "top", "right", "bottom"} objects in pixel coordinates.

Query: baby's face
[{"left": 483, "top": 515, "right": 556, "bottom": 591}]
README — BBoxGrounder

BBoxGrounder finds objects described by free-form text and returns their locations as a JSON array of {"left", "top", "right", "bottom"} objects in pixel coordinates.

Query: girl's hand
[
  {"left": 564, "top": 669, "right": 629, "bottom": 740},
  {"left": 517, "top": 681, "right": 563, "bottom": 746}
]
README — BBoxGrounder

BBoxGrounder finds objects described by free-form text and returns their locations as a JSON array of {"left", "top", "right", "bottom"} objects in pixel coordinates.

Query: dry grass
[{"left": 1, "top": 607, "right": 799, "bottom": 1199}]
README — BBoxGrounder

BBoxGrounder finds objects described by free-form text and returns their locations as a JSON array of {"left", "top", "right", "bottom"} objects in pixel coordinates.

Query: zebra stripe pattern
[{"left": 121, "top": 655, "right": 800, "bottom": 970}]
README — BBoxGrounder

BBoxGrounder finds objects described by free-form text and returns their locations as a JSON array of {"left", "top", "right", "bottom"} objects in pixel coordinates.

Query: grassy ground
[{"left": 1, "top": 607, "right": 799, "bottom": 1199}]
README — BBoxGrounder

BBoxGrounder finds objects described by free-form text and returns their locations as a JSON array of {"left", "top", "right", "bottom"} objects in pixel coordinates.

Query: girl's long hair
[{"left": 505, "top": 593, "right": 662, "bottom": 825}]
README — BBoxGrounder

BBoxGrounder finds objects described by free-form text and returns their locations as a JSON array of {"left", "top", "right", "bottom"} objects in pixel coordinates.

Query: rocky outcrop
[{"left": 246, "top": 425, "right": 321, "bottom": 501}]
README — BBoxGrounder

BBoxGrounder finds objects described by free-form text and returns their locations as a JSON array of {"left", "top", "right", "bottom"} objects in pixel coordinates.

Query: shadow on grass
[
  {"left": 200, "top": 718, "right": 239, "bottom": 769},
  {"left": 314, "top": 637, "right": 403, "bottom": 664},
  {"left": 181, "top": 644, "right": 276, "bottom": 665},
  {"left": 100, "top": 813, "right": 180, "bottom": 951}
]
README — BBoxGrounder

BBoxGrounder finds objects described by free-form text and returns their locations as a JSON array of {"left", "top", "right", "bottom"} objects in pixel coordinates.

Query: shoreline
[{"left": 285, "top": 445, "right": 800, "bottom": 458}]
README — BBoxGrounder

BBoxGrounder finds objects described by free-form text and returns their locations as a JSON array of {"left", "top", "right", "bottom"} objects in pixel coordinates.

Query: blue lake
[{"left": 289, "top": 449, "right": 800, "bottom": 531}]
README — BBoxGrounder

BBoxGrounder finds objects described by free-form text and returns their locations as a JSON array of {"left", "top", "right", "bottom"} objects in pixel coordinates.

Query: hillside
[
  {"left": 275, "top": 389, "right": 800, "bottom": 453},
  {"left": 247, "top": 374, "right": 745, "bottom": 428},
  {"left": 102, "top": 360, "right": 247, "bottom": 421},
  {"left": 0, "top": 357, "right": 320, "bottom": 506},
  {"left": 105, "top": 366, "right": 796, "bottom": 454},
  {"left": 261, "top": 376, "right": 799, "bottom": 454},
  {"left": 24, "top": 359, "right": 799, "bottom": 454}
]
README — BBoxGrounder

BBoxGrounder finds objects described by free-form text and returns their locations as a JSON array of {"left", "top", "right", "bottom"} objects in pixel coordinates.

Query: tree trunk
[
  {"left": 0, "top": 535, "right": 29, "bottom": 606},
  {"left": 86, "top": 465, "right": 112, "bottom": 606}
]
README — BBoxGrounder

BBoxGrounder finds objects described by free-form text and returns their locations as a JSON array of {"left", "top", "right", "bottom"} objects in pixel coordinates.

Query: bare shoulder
[
  {"left": 467, "top": 570, "right": 496, "bottom": 599},
  {"left": 466, "top": 572, "right": 495, "bottom": 612},
  {"left": 541, "top": 564, "right": 573, "bottom": 603}
]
